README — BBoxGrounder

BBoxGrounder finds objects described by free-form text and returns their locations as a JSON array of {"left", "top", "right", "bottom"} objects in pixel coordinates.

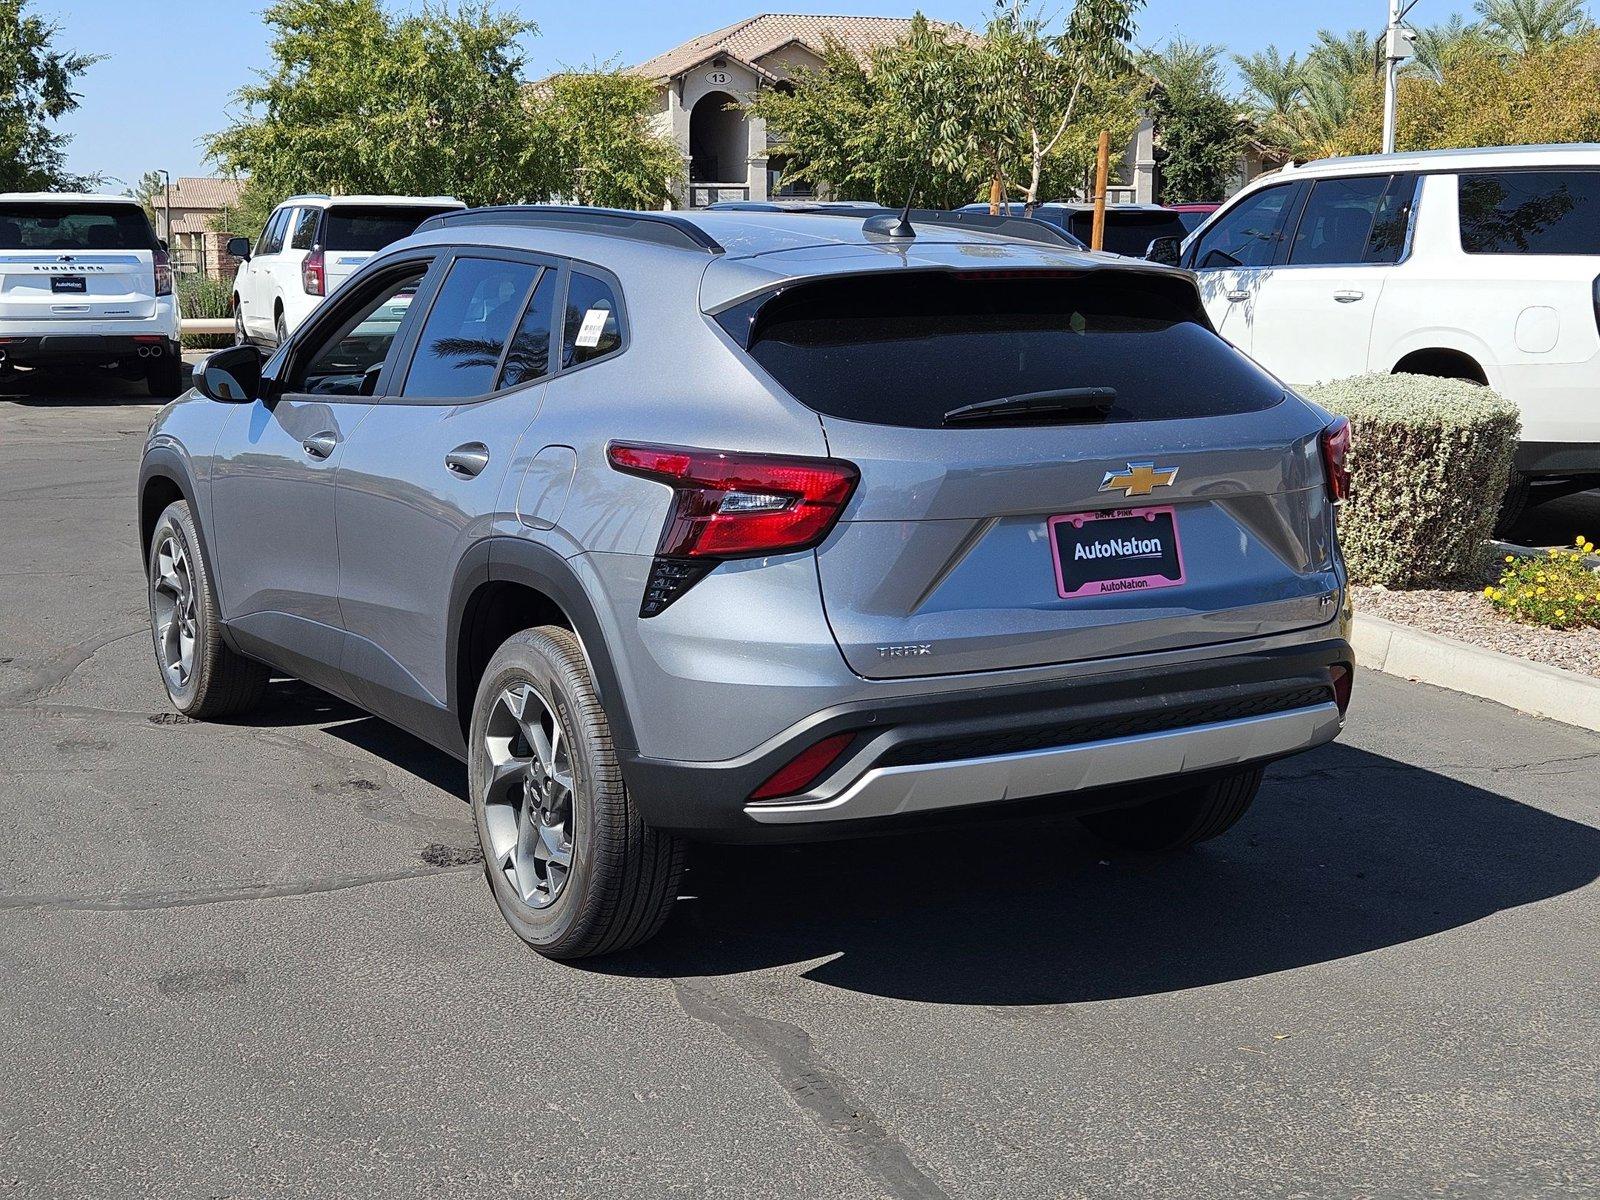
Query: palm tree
[
  {"left": 1306, "top": 28, "right": 1381, "bottom": 82},
  {"left": 1234, "top": 45, "right": 1305, "bottom": 145},
  {"left": 1409, "top": 14, "right": 1485, "bottom": 81},
  {"left": 1475, "top": 0, "right": 1592, "bottom": 53}
]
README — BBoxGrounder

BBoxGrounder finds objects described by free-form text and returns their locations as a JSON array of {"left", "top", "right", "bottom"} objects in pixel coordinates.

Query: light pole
[{"left": 1381, "top": 0, "right": 1420, "bottom": 154}]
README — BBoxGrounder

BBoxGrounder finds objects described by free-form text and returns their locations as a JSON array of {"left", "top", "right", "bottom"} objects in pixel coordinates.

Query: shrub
[
  {"left": 1304, "top": 373, "right": 1520, "bottom": 588},
  {"left": 176, "top": 273, "right": 234, "bottom": 350},
  {"left": 1486, "top": 542, "right": 1600, "bottom": 630}
]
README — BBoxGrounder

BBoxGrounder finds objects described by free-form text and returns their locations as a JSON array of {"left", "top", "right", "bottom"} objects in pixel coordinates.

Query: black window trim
[
  {"left": 263, "top": 249, "right": 444, "bottom": 405},
  {"left": 384, "top": 247, "right": 566, "bottom": 407}
]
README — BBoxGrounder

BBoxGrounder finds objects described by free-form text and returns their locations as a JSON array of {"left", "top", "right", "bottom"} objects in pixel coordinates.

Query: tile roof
[
  {"left": 631, "top": 13, "right": 947, "bottom": 81},
  {"left": 152, "top": 176, "right": 243, "bottom": 214}
]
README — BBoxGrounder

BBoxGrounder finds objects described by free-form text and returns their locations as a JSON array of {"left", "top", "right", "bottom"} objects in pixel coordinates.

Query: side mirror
[
  {"left": 196, "top": 345, "right": 262, "bottom": 404},
  {"left": 226, "top": 236, "right": 252, "bottom": 261},
  {"left": 1145, "top": 236, "right": 1182, "bottom": 267}
]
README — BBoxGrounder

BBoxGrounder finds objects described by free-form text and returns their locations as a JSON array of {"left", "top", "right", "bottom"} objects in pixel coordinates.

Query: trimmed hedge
[{"left": 1304, "top": 373, "right": 1520, "bottom": 588}]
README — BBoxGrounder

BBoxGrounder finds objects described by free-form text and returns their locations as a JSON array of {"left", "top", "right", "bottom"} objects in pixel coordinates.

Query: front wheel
[
  {"left": 469, "top": 627, "right": 685, "bottom": 959},
  {"left": 1077, "top": 766, "right": 1263, "bottom": 852}
]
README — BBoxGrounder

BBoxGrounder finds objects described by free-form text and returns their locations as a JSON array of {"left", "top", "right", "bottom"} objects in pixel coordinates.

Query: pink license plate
[{"left": 1048, "top": 506, "right": 1186, "bottom": 599}]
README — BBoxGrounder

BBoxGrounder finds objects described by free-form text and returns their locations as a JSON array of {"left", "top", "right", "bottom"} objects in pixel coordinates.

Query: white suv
[
  {"left": 229, "top": 194, "right": 462, "bottom": 346},
  {"left": 1181, "top": 144, "right": 1600, "bottom": 512},
  {"left": 0, "top": 193, "right": 182, "bottom": 395}
]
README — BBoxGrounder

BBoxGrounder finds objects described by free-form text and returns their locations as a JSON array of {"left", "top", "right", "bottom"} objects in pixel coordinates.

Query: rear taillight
[
  {"left": 749, "top": 732, "right": 857, "bottom": 801},
  {"left": 153, "top": 247, "right": 172, "bottom": 297},
  {"left": 302, "top": 249, "right": 326, "bottom": 296},
  {"left": 1320, "top": 417, "right": 1351, "bottom": 504},
  {"left": 608, "top": 442, "right": 859, "bottom": 615},
  {"left": 1330, "top": 664, "right": 1353, "bottom": 715}
]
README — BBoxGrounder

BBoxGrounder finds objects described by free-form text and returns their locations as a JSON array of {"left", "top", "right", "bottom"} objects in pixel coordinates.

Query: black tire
[
  {"left": 468, "top": 627, "right": 685, "bottom": 959},
  {"left": 146, "top": 500, "right": 267, "bottom": 719},
  {"left": 1077, "top": 766, "right": 1263, "bottom": 852},
  {"left": 146, "top": 351, "right": 183, "bottom": 398},
  {"left": 233, "top": 301, "right": 247, "bottom": 346},
  {"left": 1493, "top": 474, "right": 1532, "bottom": 539},
  {"left": 274, "top": 307, "right": 288, "bottom": 347}
]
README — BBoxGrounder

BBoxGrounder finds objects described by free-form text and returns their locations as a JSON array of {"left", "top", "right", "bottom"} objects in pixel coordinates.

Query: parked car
[
  {"left": 1165, "top": 202, "right": 1221, "bottom": 234},
  {"left": 962, "top": 201, "right": 1189, "bottom": 256},
  {"left": 228, "top": 194, "right": 464, "bottom": 347},
  {"left": 0, "top": 192, "right": 182, "bottom": 395},
  {"left": 141, "top": 205, "right": 1353, "bottom": 959},
  {"left": 1175, "top": 144, "right": 1600, "bottom": 517}
]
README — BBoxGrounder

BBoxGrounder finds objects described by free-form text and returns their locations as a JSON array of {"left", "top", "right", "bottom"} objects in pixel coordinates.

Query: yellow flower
[
  {"left": 1505, "top": 555, "right": 1516, "bottom": 563},
  {"left": 1537, "top": 586, "right": 1547, "bottom": 595},
  {"left": 1483, "top": 586, "right": 1494, "bottom": 597},
  {"left": 1555, "top": 609, "right": 1565, "bottom": 619}
]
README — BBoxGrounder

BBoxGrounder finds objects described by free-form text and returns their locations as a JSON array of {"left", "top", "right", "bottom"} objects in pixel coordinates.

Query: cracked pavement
[{"left": 2, "top": 375, "right": 1598, "bottom": 1198}]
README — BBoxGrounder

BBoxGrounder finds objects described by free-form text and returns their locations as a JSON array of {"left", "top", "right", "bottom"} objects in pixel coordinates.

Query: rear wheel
[
  {"left": 1077, "top": 766, "right": 1263, "bottom": 852},
  {"left": 1493, "top": 473, "right": 1532, "bottom": 538},
  {"left": 147, "top": 500, "right": 267, "bottom": 718},
  {"left": 146, "top": 350, "right": 182, "bottom": 398},
  {"left": 469, "top": 627, "right": 685, "bottom": 959},
  {"left": 274, "top": 307, "right": 288, "bottom": 347}
]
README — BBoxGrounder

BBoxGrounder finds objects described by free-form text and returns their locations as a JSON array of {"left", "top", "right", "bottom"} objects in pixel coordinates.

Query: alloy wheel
[
  {"left": 151, "top": 530, "right": 198, "bottom": 691},
  {"left": 480, "top": 681, "right": 576, "bottom": 909}
]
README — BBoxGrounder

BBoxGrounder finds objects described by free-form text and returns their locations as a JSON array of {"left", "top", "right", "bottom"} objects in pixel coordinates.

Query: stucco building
[{"left": 149, "top": 176, "right": 244, "bottom": 278}]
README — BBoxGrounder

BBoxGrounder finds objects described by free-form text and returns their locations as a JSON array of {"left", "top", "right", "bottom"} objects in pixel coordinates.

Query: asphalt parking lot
[{"left": 1, "top": 368, "right": 1598, "bottom": 1199}]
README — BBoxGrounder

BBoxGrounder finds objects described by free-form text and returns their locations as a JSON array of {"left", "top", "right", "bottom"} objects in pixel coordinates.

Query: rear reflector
[
  {"left": 1320, "top": 417, "right": 1351, "bottom": 504},
  {"left": 749, "top": 732, "right": 857, "bottom": 801}
]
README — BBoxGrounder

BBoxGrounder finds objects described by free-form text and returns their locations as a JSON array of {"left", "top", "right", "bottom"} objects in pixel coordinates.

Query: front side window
[
  {"left": 291, "top": 266, "right": 427, "bottom": 396},
  {"left": 257, "top": 208, "right": 290, "bottom": 257},
  {"left": 1191, "top": 184, "right": 1298, "bottom": 270},
  {"left": 402, "top": 257, "right": 540, "bottom": 399},
  {"left": 289, "top": 208, "right": 320, "bottom": 251},
  {"left": 1459, "top": 169, "right": 1600, "bottom": 254},
  {"left": 1288, "top": 175, "right": 1390, "bottom": 266},
  {"left": 561, "top": 272, "right": 623, "bottom": 368},
  {"left": 0, "top": 203, "right": 158, "bottom": 251}
]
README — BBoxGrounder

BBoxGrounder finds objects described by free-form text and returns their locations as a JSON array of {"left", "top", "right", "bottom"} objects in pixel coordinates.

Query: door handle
[
  {"left": 302, "top": 431, "right": 338, "bottom": 459},
  {"left": 1334, "top": 289, "right": 1365, "bottom": 303},
  {"left": 445, "top": 442, "right": 491, "bottom": 479},
  {"left": 1226, "top": 289, "right": 1249, "bottom": 303}
]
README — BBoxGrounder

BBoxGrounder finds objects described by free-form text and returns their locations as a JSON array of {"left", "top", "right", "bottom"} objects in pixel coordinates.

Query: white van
[
  {"left": 0, "top": 193, "right": 182, "bottom": 395},
  {"left": 229, "top": 194, "right": 464, "bottom": 346},
  {"left": 1181, "top": 145, "right": 1600, "bottom": 516}
]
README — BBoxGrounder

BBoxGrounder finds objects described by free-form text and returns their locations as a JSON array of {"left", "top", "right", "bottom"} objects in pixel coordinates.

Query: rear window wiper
[{"left": 942, "top": 387, "right": 1116, "bottom": 426}]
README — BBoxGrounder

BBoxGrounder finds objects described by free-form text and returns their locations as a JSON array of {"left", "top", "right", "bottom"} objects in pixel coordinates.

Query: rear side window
[
  {"left": 561, "top": 272, "right": 623, "bottom": 367},
  {"left": 1459, "top": 170, "right": 1600, "bottom": 254},
  {"left": 1065, "top": 210, "right": 1190, "bottom": 256},
  {"left": 324, "top": 206, "right": 453, "bottom": 252},
  {"left": 289, "top": 208, "right": 320, "bottom": 251},
  {"left": 1191, "top": 184, "right": 1298, "bottom": 269},
  {"left": 0, "top": 203, "right": 157, "bottom": 251},
  {"left": 499, "top": 270, "right": 557, "bottom": 389},
  {"left": 403, "top": 257, "right": 540, "bottom": 399},
  {"left": 722, "top": 272, "right": 1284, "bottom": 429}
]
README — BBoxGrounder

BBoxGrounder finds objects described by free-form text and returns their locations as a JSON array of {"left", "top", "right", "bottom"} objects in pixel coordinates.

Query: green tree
[
  {"left": 1234, "top": 44, "right": 1305, "bottom": 146},
  {"left": 1140, "top": 38, "right": 1241, "bottom": 202},
  {"left": 0, "top": 0, "right": 101, "bottom": 191},
  {"left": 528, "top": 67, "right": 682, "bottom": 209},
  {"left": 206, "top": 0, "right": 549, "bottom": 217},
  {"left": 1475, "top": 0, "right": 1592, "bottom": 53}
]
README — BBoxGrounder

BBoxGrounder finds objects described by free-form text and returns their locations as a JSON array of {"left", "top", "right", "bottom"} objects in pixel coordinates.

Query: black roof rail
[
  {"left": 414, "top": 205, "right": 725, "bottom": 254},
  {"left": 906, "top": 209, "right": 1082, "bottom": 249}
]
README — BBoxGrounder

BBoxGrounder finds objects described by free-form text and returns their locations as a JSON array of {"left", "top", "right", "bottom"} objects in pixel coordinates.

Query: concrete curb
[{"left": 1353, "top": 613, "right": 1600, "bottom": 733}]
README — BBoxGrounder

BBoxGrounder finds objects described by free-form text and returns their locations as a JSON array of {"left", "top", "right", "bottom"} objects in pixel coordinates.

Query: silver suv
[{"left": 139, "top": 206, "right": 1354, "bottom": 959}]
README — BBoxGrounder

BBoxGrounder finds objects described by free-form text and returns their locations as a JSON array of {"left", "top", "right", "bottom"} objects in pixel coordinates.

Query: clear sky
[{"left": 48, "top": 0, "right": 1594, "bottom": 192}]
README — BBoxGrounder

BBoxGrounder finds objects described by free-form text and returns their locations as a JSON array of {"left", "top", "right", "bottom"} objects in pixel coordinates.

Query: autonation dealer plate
[{"left": 1048, "top": 506, "right": 1185, "bottom": 599}]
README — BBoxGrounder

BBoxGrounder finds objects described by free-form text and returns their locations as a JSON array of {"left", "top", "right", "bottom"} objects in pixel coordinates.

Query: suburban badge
[{"left": 1100, "top": 462, "right": 1179, "bottom": 497}]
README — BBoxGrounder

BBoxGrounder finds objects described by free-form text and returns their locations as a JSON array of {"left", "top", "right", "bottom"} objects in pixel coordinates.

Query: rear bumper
[
  {"left": 621, "top": 637, "right": 1352, "bottom": 841},
  {"left": 0, "top": 333, "right": 180, "bottom": 367}
]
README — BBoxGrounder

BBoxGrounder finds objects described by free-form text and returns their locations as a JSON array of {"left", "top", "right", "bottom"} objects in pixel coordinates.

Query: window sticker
[{"left": 575, "top": 305, "right": 611, "bottom": 349}]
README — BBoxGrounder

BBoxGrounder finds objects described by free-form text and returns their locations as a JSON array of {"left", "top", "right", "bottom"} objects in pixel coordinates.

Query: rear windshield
[
  {"left": 724, "top": 272, "right": 1284, "bottom": 429},
  {"left": 0, "top": 203, "right": 157, "bottom": 252},
  {"left": 323, "top": 205, "right": 454, "bottom": 251},
  {"left": 1065, "top": 211, "right": 1190, "bottom": 256},
  {"left": 1459, "top": 170, "right": 1600, "bottom": 255}
]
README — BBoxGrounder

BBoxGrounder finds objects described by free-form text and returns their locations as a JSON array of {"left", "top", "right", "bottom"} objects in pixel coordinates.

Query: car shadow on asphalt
[
  {"left": 266, "top": 681, "right": 1600, "bottom": 1007},
  {"left": 603, "top": 742, "right": 1600, "bottom": 1005},
  {"left": 0, "top": 363, "right": 191, "bottom": 404}
]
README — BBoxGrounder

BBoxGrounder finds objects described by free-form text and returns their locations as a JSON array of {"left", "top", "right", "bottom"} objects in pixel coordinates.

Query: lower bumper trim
[{"left": 744, "top": 702, "right": 1342, "bottom": 824}]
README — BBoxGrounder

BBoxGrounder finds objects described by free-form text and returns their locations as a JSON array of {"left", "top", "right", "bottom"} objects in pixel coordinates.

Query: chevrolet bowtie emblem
[{"left": 1100, "top": 462, "right": 1179, "bottom": 497}]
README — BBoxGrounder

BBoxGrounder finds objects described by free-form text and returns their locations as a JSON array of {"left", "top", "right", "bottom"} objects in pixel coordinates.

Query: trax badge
[{"left": 1100, "top": 462, "right": 1179, "bottom": 497}]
